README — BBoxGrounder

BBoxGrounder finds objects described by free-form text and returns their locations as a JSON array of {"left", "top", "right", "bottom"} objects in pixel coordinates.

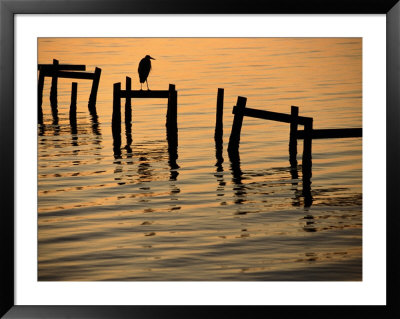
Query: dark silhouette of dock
[
  {"left": 214, "top": 92, "right": 362, "bottom": 207},
  {"left": 112, "top": 77, "right": 178, "bottom": 168},
  {"left": 38, "top": 59, "right": 101, "bottom": 124}
]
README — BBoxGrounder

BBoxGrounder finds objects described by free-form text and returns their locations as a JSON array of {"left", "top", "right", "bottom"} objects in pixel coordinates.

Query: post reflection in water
[
  {"left": 228, "top": 150, "right": 247, "bottom": 207},
  {"left": 37, "top": 98, "right": 104, "bottom": 177},
  {"left": 112, "top": 109, "right": 182, "bottom": 214},
  {"left": 90, "top": 109, "right": 101, "bottom": 137},
  {"left": 214, "top": 136, "right": 226, "bottom": 202},
  {"left": 38, "top": 123, "right": 45, "bottom": 137},
  {"left": 113, "top": 106, "right": 180, "bottom": 174},
  {"left": 290, "top": 165, "right": 313, "bottom": 208},
  {"left": 227, "top": 148, "right": 313, "bottom": 210},
  {"left": 112, "top": 137, "right": 181, "bottom": 213},
  {"left": 70, "top": 121, "right": 78, "bottom": 148},
  {"left": 215, "top": 134, "right": 224, "bottom": 171}
]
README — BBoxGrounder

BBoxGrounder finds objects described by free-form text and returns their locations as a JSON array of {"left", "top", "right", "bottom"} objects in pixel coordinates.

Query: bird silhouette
[{"left": 138, "top": 55, "right": 155, "bottom": 90}]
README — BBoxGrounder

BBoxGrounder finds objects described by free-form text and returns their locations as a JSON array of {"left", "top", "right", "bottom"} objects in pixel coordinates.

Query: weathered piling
[
  {"left": 289, "top": 105, "right": 299, "bottom": 167},
  {"left": 166, "top": 84, "right": 178, "bottom": 137},
  {"left": 69, "top": 82, "right": 78, "bottom": 124},
  {"left": 88, "top": 67, "right": 101, "bottom": 112},
  {"left": 112, "top": 82, "right": 122, "bottom": 157},
  {"left": 214, "top": 88, "right": 224, "bottom": 168},
  {"left": 228, "top": 96, "right": 247, "bottom": 155},
  {"left": 124, "top": 77, "right": 132, "bottom": 148},
  {"left": 50, "top": 60, "right": 59, "bottom": 125},
  {"left": 302, "top": 175, "right": 313, "bottom": 208},
  {"left": 167, "top": 84, "right": 179, "bottom": 168},
  {"left": 50, "top": 59, "right": 59, "bottom": 108},
  {"left": 38, "top": 71, "right": 45, "bottom": 124},
  {"left": 302, "top": 117, "right": 313, "bottom": 180},
  {"left": 214, "top": 88, "right": 224, "bottom": 141},
  {"left": 125, "top": 76, "right": 132, "bottom": 119}
]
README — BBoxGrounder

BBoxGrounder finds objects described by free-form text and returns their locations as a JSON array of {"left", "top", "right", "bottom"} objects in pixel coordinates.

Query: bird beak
[{"left": 150, "top": 56, "right": 155, "bottom": 60}]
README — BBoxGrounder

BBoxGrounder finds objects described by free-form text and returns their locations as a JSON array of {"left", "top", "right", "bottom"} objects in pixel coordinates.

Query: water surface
[{"left": 38, "top": 38, "right": 362, "bottom": 281}]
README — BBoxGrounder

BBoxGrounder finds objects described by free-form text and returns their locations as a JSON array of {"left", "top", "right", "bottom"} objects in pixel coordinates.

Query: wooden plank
[
  {"left": 38, "top": 64, "right": 86, "bottom": 71},
  {"left": 234, "top": 106, "right": 311, "bottom": 125},
  {"left": 42, "top": 69, "right": 95, "bottom": 80},
  {"left": 55, "top": 70, "right": 95, "bottom": 80},
  {"left": 120, "top": 90, "right": 171, "bottom": 99},
  {"left": 297, "top": 128, "right": 362, "bottom": 139}
]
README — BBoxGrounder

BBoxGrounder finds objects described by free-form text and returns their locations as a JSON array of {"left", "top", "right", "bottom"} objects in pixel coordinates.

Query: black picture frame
[{"left": 1, "top": 0, "right": 399, "bottom": 318}]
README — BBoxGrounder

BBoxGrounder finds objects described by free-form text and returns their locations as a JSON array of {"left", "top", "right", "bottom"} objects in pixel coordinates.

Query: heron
[{"left": 138, "top": 55, "right": 155, "bottom": 90}]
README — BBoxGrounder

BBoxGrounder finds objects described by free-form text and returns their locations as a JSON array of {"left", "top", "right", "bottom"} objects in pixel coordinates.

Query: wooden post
[
  {"left": 214, "top": 88, "right": 224, "bottom": 168},
  {"left": 166, "top": 84, "right": 177, "bottom": 129},
  {"left": 166, "top": 84, "right": 178, "bottom": 168},
  {"left": 69, "top": 82, "right": 77, "bottom": 124},
  {"left": 166, "top": 84, "right": 178, "bottom": 141},
  {"left": 125, "top": 76, "right": 132, "bottom": 147},
  {"left": 302, "top": 117, "right": 313, "bottom": 207},
  {"left": 112, "top": 82, "right": 122, "bottom": 157},
  {"left": 214, "top": 88, "right": 224, "bottom": 141},
  {"left": 88, "top": 67, "right": 101, "bottom": 112},
  {"left": 228, "top": 96, "right": 247, "bottom": 155},
  {"left": 302, "top": 117, "right": 313, "bottom": 179},
  {"left": 38, "top": 70, "right": 44, "bottom": 124},
  {"left": 50, "top": 59, "right": 59, "bottom": 109},
  {"left": 289, "top": 105, "right": 299, "bottom": 167}
]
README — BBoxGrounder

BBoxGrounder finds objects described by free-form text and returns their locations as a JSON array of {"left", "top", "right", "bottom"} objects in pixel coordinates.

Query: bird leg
[
  {"left": 146, "top": 80, "right": 150, "bottom": 91},
  {"left": 140, "top": 83, "right": 143, "bottom": 91}
]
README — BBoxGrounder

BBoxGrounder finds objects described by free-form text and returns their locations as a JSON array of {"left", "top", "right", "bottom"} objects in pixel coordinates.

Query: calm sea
[{"left": 38, "top": 38, "right": 362, "bottom": 281}]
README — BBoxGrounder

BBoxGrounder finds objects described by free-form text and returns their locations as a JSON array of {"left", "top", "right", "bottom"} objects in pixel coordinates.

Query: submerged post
[
  {"left": 214, "top": 88, "right": 224, "bottom": 168},
  {"left": 125, "top": 76, "right": 132, "bottom": 147},
  {"left": 302, "top": 117, "right": 313, "bottom": 207},
  {"left": 166, "top": 84, "right": 178, "bottom": 140},
  {"left": 38, "top": 70, "right": 45, "bottom": 124},
  {"left": 88, "top": 67, "right": 101, "bottom": 112},
  {"left": 214, "top": 88, "right": 224, "bottom": 142},
  {"left": 289, "top": 105, "right": 299, "bottom": 167},
  {"left": 112, "top": 82, "right": 122, "bottom": 157},
  {"left": 50, "top": 59, "right": 59, "bottom": 109},
  {"left": 228, "top": 96, "right": 247, "bottom": 155},
  {"left": 166, "top": 84, "right": 178, "bottom": 168},
  {"left": 302, "top": 117, "right": 313, "bottom": 179},
  {"left": 69, "top": 82, "right": 78, "bottom": 124}
]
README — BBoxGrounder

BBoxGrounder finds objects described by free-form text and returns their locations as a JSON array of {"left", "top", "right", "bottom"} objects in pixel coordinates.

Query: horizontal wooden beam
[
  {"left": 120, "top": 90, "right": 172, "bottom": 99},
  {"left": 297, "top": 128, "right": 362, "bottom": 139},
  {"left": 42, "top": 70, "right": 95, "bottom": 80},
  {"left": 38, "top": 64, "right": 86, "bottom": 71},
  {"left": 233, "top": 106, "right": 311, "bottom": 125}
]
